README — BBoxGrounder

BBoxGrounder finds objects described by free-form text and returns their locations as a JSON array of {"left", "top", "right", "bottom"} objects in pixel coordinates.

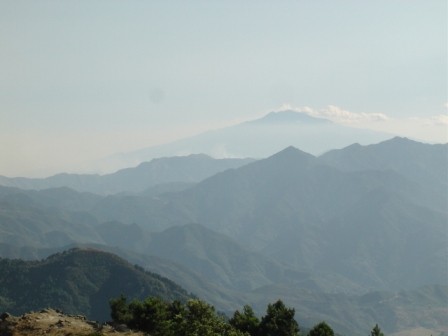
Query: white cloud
[
  {"left": 410, "top": 114, "right": 448, "bottom": 126},
  {"left": 278, "top": 104, "right": 389, "bottom": 124},
  {"left": 318, "top": 105, "right": 389, "bottom": 124},
  {"left": 432, "top": 114, "right": 448, "bottom": 126},
  {"left": 276, "top": 104, "right": 448, "bottom": 143}
]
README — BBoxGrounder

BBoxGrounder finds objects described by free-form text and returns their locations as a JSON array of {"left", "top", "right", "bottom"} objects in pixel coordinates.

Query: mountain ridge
[
  {"left": 0, "top": 155, "right": 254, "bottom": 195},
  {"left": 0, "top": 137, "right": 446, "bottom": 335},
  {"left": 107, "top": 110, "right": 392, "bottom": 170}
]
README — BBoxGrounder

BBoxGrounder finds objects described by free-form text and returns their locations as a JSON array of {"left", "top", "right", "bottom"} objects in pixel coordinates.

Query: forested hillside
[{"left": 0, "top": 248, "right": 191, "bottom": 321}]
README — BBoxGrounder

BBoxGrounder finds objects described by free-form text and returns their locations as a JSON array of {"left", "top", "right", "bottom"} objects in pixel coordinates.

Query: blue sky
[{"left": 0, "top": 1, "right": 446, "bottom": 176}]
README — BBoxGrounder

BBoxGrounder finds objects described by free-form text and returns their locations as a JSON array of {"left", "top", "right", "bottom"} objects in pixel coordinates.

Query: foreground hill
[
  {"left": 0, "top": 248, "right": 191, "bottom": 321},
  {"left": 0, "top": 155, "right": 253, "bottom": 195},
  {"left": 0, "top": 309, "right": 145, "bottom": 336}
]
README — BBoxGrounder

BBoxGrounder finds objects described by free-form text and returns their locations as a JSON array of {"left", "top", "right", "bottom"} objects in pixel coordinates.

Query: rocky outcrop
[{"left": 0, "top": 309, "right": 142, "bottom": 336}]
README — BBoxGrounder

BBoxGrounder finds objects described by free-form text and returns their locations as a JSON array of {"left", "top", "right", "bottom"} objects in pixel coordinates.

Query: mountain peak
[
  {"left": 249, "top": 110, "right": 332, "bottom": 125},
  {"left": 379, "top": 136, "right": 420, "bottom": 146},
  {"left": 268, "top": 145, "right": 315, "bottom": 162}
]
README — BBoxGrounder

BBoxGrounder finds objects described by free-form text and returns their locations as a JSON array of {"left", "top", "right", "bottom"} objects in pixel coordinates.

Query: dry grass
[{"left": 0, "top": 309, "right": 144, "bottom": 336}]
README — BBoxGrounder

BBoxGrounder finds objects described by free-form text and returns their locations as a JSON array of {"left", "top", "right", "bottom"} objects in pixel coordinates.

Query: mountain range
[
  {"left": 0, "top": 155, "right": 253, "bottom": 195},
  {"left": 106, "top": 110, "right": 392, "bottom": 171},
  {"left": 0, "top": 136, "right": 446, "bottom": 336}
]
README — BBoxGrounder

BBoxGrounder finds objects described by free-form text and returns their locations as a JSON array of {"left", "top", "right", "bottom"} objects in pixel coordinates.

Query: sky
[{"left": 0, "top": 0, "right": 447, "bottom": 177}]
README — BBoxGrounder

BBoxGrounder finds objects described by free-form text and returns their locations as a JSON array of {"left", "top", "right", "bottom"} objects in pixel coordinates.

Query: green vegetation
[
  {"left": 308, "top": 321, "right": 334, "bottom": 336},
  {"left": 229, "top": 300, "right": 300, "bottom": 336},
  {"left": 110, "top": 296, "right": 244, "bottom": 336},
  {"left": 110, "top": 295, "right": 390, "bottom": 336},
  {"left": 258, "top": 300, "right": 300, "bottom": 336},
  {"left": 370, "top": 324, "right": 384, "bottom": 336},
  {"left": 0, "top": 248, "right": 191, "bottom": 321},
  {"left": 229, "top": 305, "right": 260, "bottom": 335},
  {"left": 1, "top": 247, "right": 447, "bottom": 335}
]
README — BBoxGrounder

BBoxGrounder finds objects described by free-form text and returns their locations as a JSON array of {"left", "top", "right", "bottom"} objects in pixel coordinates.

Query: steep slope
[
  {"left": 169, "top": 146, "right": 426, "bottom": 240},
  {"left": 159, "top": 143, "right": 447, "bottom": 291},
  {"left": 0, "top": 248, "right": 191, "bottom": 321},
  {"left": 0, "top": 155, "right": 253, "bottom": 195}
]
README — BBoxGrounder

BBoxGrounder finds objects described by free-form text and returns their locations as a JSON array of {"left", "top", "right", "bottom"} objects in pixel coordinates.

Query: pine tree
[
  {"left": 370, "top": 324, "right": 384, "bottom": 336},
  {"left": 308, "top": 321, "right": 334, "bottom": 336},
  {"left": 230, "top": 304, "right": 260, "bottom": 336},
  {"left": 258, "top": 300, "right": 300, "bottom": 336}
]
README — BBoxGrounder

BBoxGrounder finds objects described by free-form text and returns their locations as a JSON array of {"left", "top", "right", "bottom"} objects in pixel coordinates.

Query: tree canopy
[
  {"left": 110, "top": 296, "right": 244, "bottom": 336},
  {"left": 110, "top": 297, "right": 302, "bottom": 336},
  {"left": 229, "top": 304, "right": 260, "bottom": 336},
  {"left": 308, "top": 321, "right": 334, "bottom": 336},
  {"left": 258, "top": 300, "right": 300, "bottom": 336}
]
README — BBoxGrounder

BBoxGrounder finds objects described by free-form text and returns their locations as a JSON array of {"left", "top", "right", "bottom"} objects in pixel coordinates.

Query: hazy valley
[{"left": 0, "top": 131, "right": 447, "bottom": 336}]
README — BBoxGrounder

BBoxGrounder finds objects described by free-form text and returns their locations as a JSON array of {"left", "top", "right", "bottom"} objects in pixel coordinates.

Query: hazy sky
[{"left": 1, "top": 1, "right": 447, "bottom": 177}]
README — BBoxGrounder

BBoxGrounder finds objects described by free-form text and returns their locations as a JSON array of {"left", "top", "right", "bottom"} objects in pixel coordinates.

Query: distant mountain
[
  {"left": 248, "top": 110, "right": 332, "bottom": 125},
  {"left": 0, "top": 187, "right": 103, "bottom": 248},
  {"left": 108, "top": 110, "right": 391, "bottom": 169},
  {"left": 145, "top": 223, "right": 347, "bottom": 293},
  {"left": 0, "top": 137, "right": 446, "bottom": 335},
  {"left": 89, "top": 221, "right": 361, "bottom": 294},
  {"left": 2, "top": 138, "right": 443, "bottom": 293},
  {"left": 320, "top": 136, "right": 448, "bottom": 193},
  {"left": 0, "top": 154, "right": 254, "bottom": 195},
  {"left": 0, "top": 248, "right": 191, "bottom": 321},
  {"left": 155, "top": 139, "right": 447, "bottom": 291}
]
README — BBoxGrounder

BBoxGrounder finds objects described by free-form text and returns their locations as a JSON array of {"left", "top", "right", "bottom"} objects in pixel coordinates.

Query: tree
[
  {"left": 308, "top": 321, "right": 334, "bottom": 336},
  {"left": 179, "top": 299, "right": 244, "bottom": 336},
  {"left": 259, "top": 300, "right": 300, "bottom": 336},
  {"left": 230, "top": 304, "right": 260, "bottom": 336},
  {"left": 109, "top": 295, "right": 246, "bottom": 336},
  {"left": 109, "top": 294, "right": 132, "bottom": 324},
  {"left": 127, "top": 297, "right": 171, "bottom": 336},
  {"left": 370, "top": 324, "right": 384, "bottom": 336}
]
